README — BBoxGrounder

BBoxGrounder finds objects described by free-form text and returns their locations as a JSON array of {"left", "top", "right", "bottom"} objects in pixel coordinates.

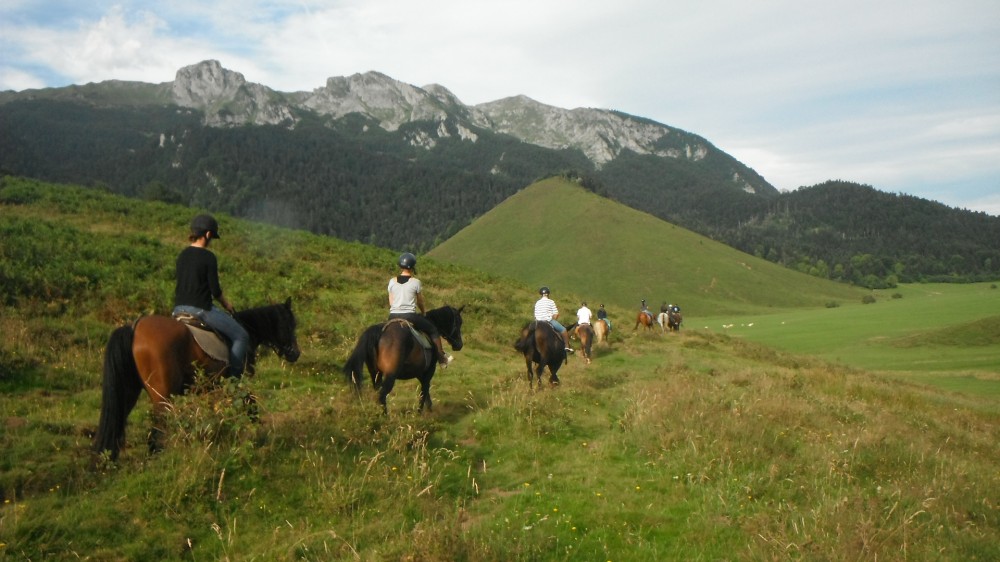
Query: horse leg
[
  {"left": 549, "top": 364, "right": 560, "bottom": 386},
  {"left": 418, "top": 375, "right": 433, "bottom": 412},
  {"left": 378, "top": 375, "right": 397, "bottom": 414}
]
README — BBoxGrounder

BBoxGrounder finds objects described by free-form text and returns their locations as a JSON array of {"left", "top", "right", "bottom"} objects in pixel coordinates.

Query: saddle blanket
[{"left": 173, "top": 313, "right": 230, "bottom": 363}]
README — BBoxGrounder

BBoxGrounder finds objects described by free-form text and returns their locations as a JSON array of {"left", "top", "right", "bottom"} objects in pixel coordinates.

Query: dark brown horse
[
  {"left": 634, "top": 310, "right": 656, "bottom": 331},
  {"left": 667, "top": 310, "right": 683, "bottom": 332},
  {"left": 515, "top": 321, "right": 567, "bottom": 388},
  {"left": 93, "top": 299, "right": 301, "bottom": 460},
  {"left": 343, "top": 305, "right": 464, "bottom": 414}
]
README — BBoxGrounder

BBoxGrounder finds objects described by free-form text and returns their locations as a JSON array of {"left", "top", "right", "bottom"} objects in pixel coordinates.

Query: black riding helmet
[
  {"left": 398, "top": 252, "right": 417, "bottom": 271},
  {"left": 539, "top": 286, "right": 550, "bottom": 295},
  {"left": 191, "top": 213, "right": 220, "bottom": 239}
]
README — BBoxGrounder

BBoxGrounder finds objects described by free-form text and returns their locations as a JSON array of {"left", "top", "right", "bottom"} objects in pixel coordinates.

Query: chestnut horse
[
  {"left": 593, "top": 318, "right": 610, "bottom": 345},
  {"left": 568, "top": 322, "right": 595, "bottom": 364},
  {"left": 93, "top": 299, "right": 301, "bottom": 460},
  {"left": 515, "top": 321, "right": 567, "bottom": 388},
  {"left": 343, "top": 305, "right": 465, "bottom": 414},
  {"left": 634, "top": 311, "right": 656, "bottom": 331}
]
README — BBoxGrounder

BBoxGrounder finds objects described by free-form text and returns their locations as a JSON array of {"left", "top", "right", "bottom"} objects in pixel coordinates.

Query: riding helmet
[
  {"left": 398, "top": 252, "right": 417, "bottom": 270},
  {"left": 539, "top": 286, "right": 550, "bottom": 295},
  {"left": 191, "top": 214, "right": 221, "bottom": 239}
]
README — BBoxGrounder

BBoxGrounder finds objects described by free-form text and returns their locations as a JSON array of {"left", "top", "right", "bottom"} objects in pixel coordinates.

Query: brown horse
[
  {"left": 593, "top": 318, "right": 610, "bottom": 345},
  {"left": 667, "top": 310, "right": 683, "bottom": 332},
  {"left": 93, "top": 299, "right": 301, "bottom": 460},
  {"left": 634, "top": 310, "right": 656, "bottom": 331},
  {"left": 515, "top": 321, "right": 567, "bottom": 388},
  {"left": 343, "top": 305, "right": 465, "bottom": 414},
  {"left": 573, "top": 323, "right": 595, "bottom": 364}
]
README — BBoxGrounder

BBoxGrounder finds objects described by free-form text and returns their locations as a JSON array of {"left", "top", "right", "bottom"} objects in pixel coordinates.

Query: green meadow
[
  {"left": 1, "top": 177, "right": 998, "bottom": 560},
  {"left": 698, "top": 283, "right": 1000, "bottom": 394}
]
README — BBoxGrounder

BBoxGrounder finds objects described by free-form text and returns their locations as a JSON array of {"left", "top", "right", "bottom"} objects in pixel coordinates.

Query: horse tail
[
  {"left": 93, "top": 324, "right": 143, "bottom": 460},
  {"left": 343, "top": 324, "right": 382, "bottom": 389}
]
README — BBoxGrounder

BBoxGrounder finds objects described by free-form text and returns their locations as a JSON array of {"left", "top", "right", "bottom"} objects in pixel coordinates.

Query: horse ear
[
  {"left": 284, "top": 297, "right": 292, "bottom": 309},
  {"left": 457, "top": 304, "right": 466, "bottom": 313}
]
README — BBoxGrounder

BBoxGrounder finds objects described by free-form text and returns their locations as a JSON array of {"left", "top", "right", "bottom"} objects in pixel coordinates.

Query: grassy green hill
[
  {"left": 429, "top": 177, "right": 866, "bottom": 316},
  {"left": 2, "top": 177, "right": 998, "bottom": 560}
]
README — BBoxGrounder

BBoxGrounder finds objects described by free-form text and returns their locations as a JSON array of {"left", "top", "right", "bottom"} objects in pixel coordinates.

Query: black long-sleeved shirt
[{"left": 174, "top": 246, "right": 222, "bottom": 310}]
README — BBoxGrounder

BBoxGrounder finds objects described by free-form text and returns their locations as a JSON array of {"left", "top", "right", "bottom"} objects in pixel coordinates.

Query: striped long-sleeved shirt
[{"left": 534, "top": 296, "right": 558, "bottom": 321}]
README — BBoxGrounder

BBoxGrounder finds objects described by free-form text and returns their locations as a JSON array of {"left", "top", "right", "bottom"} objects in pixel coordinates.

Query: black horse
[
  {"left": 343, "top": 305, "right": 464, "bottom": 414},
  {"left": 94, "top": 299, "right": 301, "bottom": 460},
  {"left": 514, "top": 321, "right": 567, "bottom": 388}
]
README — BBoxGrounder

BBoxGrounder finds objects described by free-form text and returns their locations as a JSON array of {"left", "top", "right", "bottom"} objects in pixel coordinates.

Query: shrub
[{"left": 862, "top": 295, "right": 876, "bottom": 304}]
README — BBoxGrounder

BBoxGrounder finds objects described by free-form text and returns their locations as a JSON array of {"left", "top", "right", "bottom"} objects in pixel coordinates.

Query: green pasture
[{"left": 698, "top": 283, "right": 1000, "bottom": 394}]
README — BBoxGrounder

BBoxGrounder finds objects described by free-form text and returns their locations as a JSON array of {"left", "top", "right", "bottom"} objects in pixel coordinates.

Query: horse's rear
[
  {"left": 668, "top": 311, "right": 683, "bottom": 332},
  {"left": 575, "top": 324, "right": 594, "bottom": 364},
  {"left": 593, "top": 318, "right": 609, "bottom": 345},
  {"left": 344, "top": 321, "right": 437, "bottom": 413},
  {"left": 635, "top": 311, "right": 655, "bottom": 331},
  {"left": 515, "top": 322, "right": 564, "bottom": 388},
  {"left": 94, "top": 315, "right": 216, "bottom": 460}
]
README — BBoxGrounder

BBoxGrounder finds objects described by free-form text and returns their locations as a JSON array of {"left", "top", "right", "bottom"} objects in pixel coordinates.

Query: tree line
[{"left": 2, "top": 99, "right": 998, "bottom": 285}]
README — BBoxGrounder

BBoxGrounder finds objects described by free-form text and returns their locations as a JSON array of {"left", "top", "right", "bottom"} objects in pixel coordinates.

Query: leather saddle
[{"left": 173, "top": 313, "right": 230, "bottom": 363}]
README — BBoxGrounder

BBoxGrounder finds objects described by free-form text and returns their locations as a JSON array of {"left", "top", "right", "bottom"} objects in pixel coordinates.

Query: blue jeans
[
  {"left": 173, "top": 305, "right": 250, "bottom": 376},
  {"left": 543, "top": 319, "right": 567, "bottom": 333}
]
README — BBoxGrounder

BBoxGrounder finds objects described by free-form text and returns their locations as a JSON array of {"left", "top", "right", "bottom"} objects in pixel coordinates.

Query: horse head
[
  {"left": 429, "top": 305, "right": 465, "bottom": 351},
  {"left": 274, "top": 297, "right": 302, "bottom": 362},
  {"left": 236, "top": 297, "right": 301, "bottom": 363}
]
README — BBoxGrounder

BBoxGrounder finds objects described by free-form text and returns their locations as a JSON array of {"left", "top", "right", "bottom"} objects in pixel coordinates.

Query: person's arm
[
  {"left": 416, "top": 291, "right": 426, "bottom": 314},
  {"left": 218, "top": 293, "right": 235, "bottom": 314}
]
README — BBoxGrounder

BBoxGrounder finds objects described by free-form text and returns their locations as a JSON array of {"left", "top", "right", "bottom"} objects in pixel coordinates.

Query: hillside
[
  {"left": 429, "top": 177, "right": 866, "bottom": 316},
  {"left": 1, "top": 177, "right": 998, "bottom": 560}
]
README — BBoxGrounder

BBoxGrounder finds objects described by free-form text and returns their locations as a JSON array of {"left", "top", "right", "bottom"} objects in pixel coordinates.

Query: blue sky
[{"left": 2, "top": 0, "right": 999, "bottom": 215}]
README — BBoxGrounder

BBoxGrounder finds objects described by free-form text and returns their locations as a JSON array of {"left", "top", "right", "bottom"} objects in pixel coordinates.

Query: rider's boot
[{"left": 563, "top": 332, "right": 575, "bottom": 353}]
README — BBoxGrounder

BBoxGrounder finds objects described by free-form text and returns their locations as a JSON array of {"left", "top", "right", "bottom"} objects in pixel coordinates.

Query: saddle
[
  {"left": 384, "top": 318, "right": 433, "bottom": 350},
  {"left": 173, "top": 313, "right": 230, "bottom": 363}
]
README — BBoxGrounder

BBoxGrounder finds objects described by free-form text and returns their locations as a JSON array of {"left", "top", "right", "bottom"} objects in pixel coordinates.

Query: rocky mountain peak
[{"left": 172, "top": 60, "right": 246, "bottom": 108}]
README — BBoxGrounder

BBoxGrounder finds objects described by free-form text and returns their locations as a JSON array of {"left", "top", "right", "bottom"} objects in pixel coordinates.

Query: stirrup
[{"left": 439, "top": 354, "right": 454, "bottom": 367}]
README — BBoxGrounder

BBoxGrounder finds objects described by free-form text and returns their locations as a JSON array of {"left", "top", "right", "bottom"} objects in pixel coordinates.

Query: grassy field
[
  {"left": 2, "top": 178, "right": 998, "bottom": 560},
  {"left": 697, "top": 283, "right": 1000, "bottom": 395}
]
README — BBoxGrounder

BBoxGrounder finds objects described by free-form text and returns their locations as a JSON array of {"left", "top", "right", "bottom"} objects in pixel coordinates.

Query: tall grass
[{"left": 2, "top": 178, "right": 998, "bottom": 560}]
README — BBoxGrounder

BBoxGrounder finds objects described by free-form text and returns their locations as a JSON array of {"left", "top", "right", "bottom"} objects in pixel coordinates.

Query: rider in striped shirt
[{"left": 534, "top": 286, "right": 574, "bottom": 353}]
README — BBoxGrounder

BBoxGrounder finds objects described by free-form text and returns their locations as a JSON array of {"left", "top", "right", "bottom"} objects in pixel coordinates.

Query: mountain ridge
[{"left": 1, "top": 59, "right": 774, "bottom": 196}]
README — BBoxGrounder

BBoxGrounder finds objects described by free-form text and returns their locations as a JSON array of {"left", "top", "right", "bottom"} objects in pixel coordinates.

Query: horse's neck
[{"left": 427, "top": 307, "right": 450, "bottom": 332}]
